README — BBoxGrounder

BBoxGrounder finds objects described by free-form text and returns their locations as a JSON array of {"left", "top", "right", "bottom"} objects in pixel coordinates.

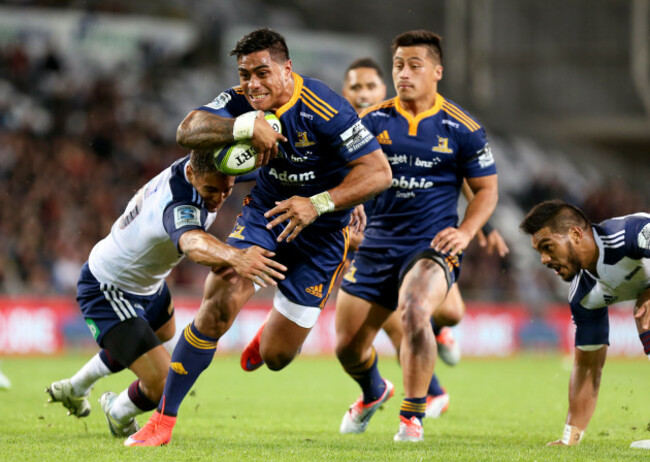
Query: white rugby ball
[{"left": 214, "top": 112, "right": 282, "bottom": 176}]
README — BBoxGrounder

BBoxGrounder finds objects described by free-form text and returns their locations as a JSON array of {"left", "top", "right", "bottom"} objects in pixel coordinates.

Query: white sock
[
  {"left": 110, "top": 388, "right": 141, "bottom": 423},
  {"left": 69, "top": 353, "right": 111, "bottom": 396}
]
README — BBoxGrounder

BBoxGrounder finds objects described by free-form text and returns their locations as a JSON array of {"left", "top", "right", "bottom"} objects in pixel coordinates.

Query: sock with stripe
[
  {"left": 427, "top": 373, "right": 445, "bottom": 397},
  {"left": 640, "top": 331, "right": 650, "bottom": 359},
  {"left": 400, "top": 396, "right": 426, "bottom": 422},
  {"left": 110, "top": 379, "right": 157, "bottom": 424},
  {"left": 343, "top": 347, "right": 386, "bottom": 404},
  {"left": 69, "top": 352, "right": 112, "bottom": 396},
  {"left": 158, "top": 321, "right": 217, "bottom": 416}
]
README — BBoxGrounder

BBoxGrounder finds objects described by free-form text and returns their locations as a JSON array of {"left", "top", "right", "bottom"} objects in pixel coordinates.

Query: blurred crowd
[{"left": 1, "top": 39, "right": 647, "bottom": 304}]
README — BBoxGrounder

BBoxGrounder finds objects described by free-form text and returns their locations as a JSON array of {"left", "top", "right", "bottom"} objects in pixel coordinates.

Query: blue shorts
[
  {"left": 340, "top": 242, "right": 462, "bottom": 312},
  {"left": 226, "top": 197, "right": 349, "bottom": 308},
  {"left": 76, "top": 263, "right": 173, "bottom": 346}
]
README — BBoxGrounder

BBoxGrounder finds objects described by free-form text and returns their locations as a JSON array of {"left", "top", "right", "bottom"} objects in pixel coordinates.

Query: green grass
[{"left": 0, "top": 354, "right": 649, "bottom": 461}]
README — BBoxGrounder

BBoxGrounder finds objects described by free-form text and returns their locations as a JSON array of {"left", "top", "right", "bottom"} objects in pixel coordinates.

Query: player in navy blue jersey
[
  {"left": 520, "top": 200, "right": 650, "bottom": 449},
  {"left": 126, "top": 28, "right": 391, "bottom": 447},
  {"left": 335, "top": 30, "right": 499, "bottom": 442},
  {"left": 46, "top": 150, "right": 284, "bottom": 438}
]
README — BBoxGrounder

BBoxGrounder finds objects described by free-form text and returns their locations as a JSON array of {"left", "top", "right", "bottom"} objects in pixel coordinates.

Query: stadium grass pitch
[{"left": 1, "top": 353, "right": 649, "bottom": 461}]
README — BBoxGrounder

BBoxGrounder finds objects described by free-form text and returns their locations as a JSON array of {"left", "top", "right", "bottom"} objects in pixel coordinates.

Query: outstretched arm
[
  {"left": 178, "top": 229, "right": 286, "bottom": 288},
  {"left": 548, "top": 345, "right": 607, "bottom": 446}
]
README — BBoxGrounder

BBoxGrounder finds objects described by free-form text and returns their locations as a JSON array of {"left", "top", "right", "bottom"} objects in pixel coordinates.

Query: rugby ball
[{"left": 214, "top": 112, "right": 282, "bottom": 176}]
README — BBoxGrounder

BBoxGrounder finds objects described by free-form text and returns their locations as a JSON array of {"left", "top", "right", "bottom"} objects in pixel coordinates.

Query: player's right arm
[
  {"left": 177, "top": 109, "right": 286, "bottom": 167},
  {"left": 547, "top": 345, "right": 607, "bottom": 446},
  {"left": 178, "top": 229, "right": 286, "bottom": 288}
]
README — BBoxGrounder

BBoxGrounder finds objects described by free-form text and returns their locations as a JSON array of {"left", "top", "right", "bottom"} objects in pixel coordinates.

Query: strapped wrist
[
  {"left": 233, "top": 111, "right": 258, "bottom": 141},
  {"left": 561, "top": 424, "right": 584, "bottom": 446},
  {"left": 309, "top": 191, "right": 335, "bottom": 216}
]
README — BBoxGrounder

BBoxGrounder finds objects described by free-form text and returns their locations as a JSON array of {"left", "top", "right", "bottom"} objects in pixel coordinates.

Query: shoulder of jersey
[
  {"left": 359, "top": 98, "right": 396, "bottom": 118},
  {"left": 440, "top": 96, "right": 483, "bottom": 133},
  {"left": 298, "top": 76, "right": 341, "bottom": 122}
]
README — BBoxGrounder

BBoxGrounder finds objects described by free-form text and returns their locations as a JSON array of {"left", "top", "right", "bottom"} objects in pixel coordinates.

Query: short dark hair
[
  {"left": 229, "top": 28, "right": 290, "bottom": 62},
  {"left": 391, "top": 30, "right": 443, "bottom": 64},
  {"left": 520, "top": 200, "right": 591, "bottom": 235},
  {"left": 189, "top": 149, "right": 218, "bottom": 174},
  {"left": 345, "top": 57, "right": 384, "bottom": 82}
]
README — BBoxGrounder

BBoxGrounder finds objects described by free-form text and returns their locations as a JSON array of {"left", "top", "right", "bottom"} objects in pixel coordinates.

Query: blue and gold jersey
[
  {"left": 359, "top": 95, "right": 497, "bottom": 248},
  {"left": 198, "top": 73, "right": 380, "bottom": 229}
]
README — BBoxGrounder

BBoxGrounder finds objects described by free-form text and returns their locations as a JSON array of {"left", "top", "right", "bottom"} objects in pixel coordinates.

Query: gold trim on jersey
[
  {"left": 319, "top": 227, "right": 350, "bottom": 308},
  {"left": 233, "top": 86, "right": 245, "bottom": 95},
  {"left": 276, "top": 73, "right": 304, "bottom": 118},
  {"left": 395, "top": 95, "right": 445, "bottom": 136},
  {"left": 300, "top": 86, "right": 338, "bottom": 121},
  {"left": 441, "top": 100, "right": 481, "bottom": 132},
  {"left": 359, "top": 99, "right": 395, "bottom": 118}
]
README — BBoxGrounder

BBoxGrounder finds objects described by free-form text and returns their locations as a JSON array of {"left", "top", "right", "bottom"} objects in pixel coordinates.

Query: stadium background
[{"left": 0, "top": 0, "right": 649, "bottom": 358}]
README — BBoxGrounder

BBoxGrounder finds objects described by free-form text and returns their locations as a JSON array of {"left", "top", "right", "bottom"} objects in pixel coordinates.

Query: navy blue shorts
[
  {"left": 226, "top": 197, "right": 349, "bottom": 308},
  {"left": 76, "top": 263, "right": 173, "bottom": 346},
  {"left": 340, "top": 242, "right": 462, "bottom": 311}
]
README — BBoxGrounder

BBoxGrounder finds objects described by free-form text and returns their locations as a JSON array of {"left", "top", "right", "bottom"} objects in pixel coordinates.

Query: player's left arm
[
  {"left": 547, "top": 345, "right": 607, "bottom": 447},
  {"left": 432, "top": 174, "right": 498, "bottom": 256},
  {"left": 264, "top": 148, "right": 391, "bottom": 243},
  {"left": 460, "top": 180, "right": 509, "bottom": 257}
]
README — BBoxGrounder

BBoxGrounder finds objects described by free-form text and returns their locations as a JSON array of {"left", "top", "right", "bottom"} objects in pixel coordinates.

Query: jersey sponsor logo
[
  {"left": 415, "top": 157, "right": 440, "bottom": 168},
  {"left": 442, "top": 119, "right": 460, "bottom": 129},
  {"left": 229, "top": 224, "right": 246, "bottom": 240},
  {"left": 268, "top": 168, "right": 316, "bottom": 184},
  {"left": 431, "top": 136, "right": 453, "bottom": 153},
  {"left": 206, "top": 92, "right": 232, "bottom": 110},
  {"left": 305, "top": 283, "right": 323, "bottom": 298},
  {"left": 299, "top": 111, "right": 314, "bottom": 120},
  {"left": 603, "top": 294, "right": 619, "bottom": 305},
  {"left": 387, "top": 154, "right": 408, "bottom": 165},
  {"left": 294, "top": 131, "right": 316, "bottom": 148},
  {"left": 477, "top": 143, "right": 495, "bottom": 168},
  {"left": 170, "top": 362, "right": 188, "bottom": 375},
  {"left": 639, "top": 224, "right": 650, "bottom": 250},
  {"left": 376, "top": 130, "right": 392, "bottom": 145},
  {"left": 339, "top": 120, "right": 373, "bottom": 152},
  {"left": 343, "top": 264, "right": 358, "bottom": 283},
  {"left": 174, "top": 205, "right": 201, "bottom": 228},
  {"left": 85, "top": 319, "right": 99, "bottom": 340},
  {"left": 396, "top": 191, "right": 416, "bottom": 199},
  {"left": 391, "top": 175, "right": 434, "bottom": 190}
]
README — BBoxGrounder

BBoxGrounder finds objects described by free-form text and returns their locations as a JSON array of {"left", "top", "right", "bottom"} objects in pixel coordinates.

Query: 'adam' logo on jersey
[
  {"left": 294, "top": 131, "right": 316, "bottom": 148},
  {"left": 268, "top": 168, "right": 315, "bottom": 184},
  {"left": 431, "top": 136, "right": 453, "bottom": 153}
]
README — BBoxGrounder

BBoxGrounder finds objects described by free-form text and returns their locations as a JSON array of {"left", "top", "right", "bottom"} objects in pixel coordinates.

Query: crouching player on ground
[
  {"left": 47, "top": 150, "right": 285, "bottom": 437},
  {"left": 520, "top": 200, "right": 650, "bottom": 448}
]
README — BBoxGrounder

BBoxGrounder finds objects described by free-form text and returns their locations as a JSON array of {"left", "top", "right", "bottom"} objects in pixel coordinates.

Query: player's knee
[
  {"left": 155, "top": 322, "right": 175, "bottom": 343},
  {"left": 262, "top": 352, "right": 294, "bottom": 371}
]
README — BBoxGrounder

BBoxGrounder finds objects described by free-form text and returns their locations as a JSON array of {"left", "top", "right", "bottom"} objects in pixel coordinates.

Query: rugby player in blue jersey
[
  {"left": 126, "top": 28, "right": 391, "bottom": 447},
  {"left": 46, "top": 150, "right": 284, "bottom": 437},
  {"left": 520, "top": 200, "right": 650, "bottom": 449},
  {"left": 335, "top": 30, "right": 499, "bottom": 442},
  {"left": 342, "top": 56, "right": 510, "bottom": 419}
]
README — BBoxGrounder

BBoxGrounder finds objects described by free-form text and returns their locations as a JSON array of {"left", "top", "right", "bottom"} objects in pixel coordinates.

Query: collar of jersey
[
  {"left": 395, "top": 93, "right": 445, "bottom": 136},
  {"left": 275, "top": 72, "right": 303, "bottom": 118}
]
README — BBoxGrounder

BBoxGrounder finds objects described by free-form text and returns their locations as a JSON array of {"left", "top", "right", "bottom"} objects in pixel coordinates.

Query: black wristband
[{"left": 481, "top": 222, "right": 494, "bottom": 235}]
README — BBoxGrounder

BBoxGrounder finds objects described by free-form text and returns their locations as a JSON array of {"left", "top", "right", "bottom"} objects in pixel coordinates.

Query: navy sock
[
  {"left": 400, "top": 396, "right": 426, "bottom": 421},
  {"left": 99, "top": 349, "right": 125, "bottom": 373},
  {"left": 427, "top": 373, "right": 445, "bottom": 397},
  {"left": 128, "top": 379, "right": 157, "bottom": 412},
  {"left": 158, "top": 321, "right": 217, "bottom": 416},
  {"left": 343, "top": 347, "right": 386, "bottom": 404},
  {"left": 431, "top": 317, "right": 441, "bottom": 336}
]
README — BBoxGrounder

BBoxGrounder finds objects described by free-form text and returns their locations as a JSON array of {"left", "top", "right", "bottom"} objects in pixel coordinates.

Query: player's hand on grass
[
  {"left": 265, "top": 196, "right": 319, "bottom": 243},
  {"left": 232, "top": 245, "right": 287, "bottom": 287},
  {"left": 477, "top": 229, "right": 510, "bottom": 258},
  {"left": 251, "top": 110, "right": 287, "bottom": 167},
  {"left": 431, "top": 227, "right": 472, "bottom": 257}
]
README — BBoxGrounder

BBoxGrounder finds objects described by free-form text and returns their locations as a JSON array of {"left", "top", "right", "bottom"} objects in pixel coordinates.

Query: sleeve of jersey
[
  {"left": 629, "top": 216, "right": 650, "bottom": 258},
  {"left": 327, "top": 103, "right": 381, "bottom": 163},
  {"left": 570, "top": 299, "right": 610, "bottom": 347},
  {"left": 458, "top": 128, "right": 498, "bottom": 178},
  {"left": 162, "top": 202, "right": 210, "bottom": 252},
  {"left": 196, "top": 88, "right": 251, "bottom": 118}
]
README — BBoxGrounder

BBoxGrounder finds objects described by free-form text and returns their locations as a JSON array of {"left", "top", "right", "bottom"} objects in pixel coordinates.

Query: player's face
[
  {"left": 342, "top": 68, "right": 386, "bottom": 114},
  {"left": 189, "top": 169, "right": 235, "bottom": 213},
  {"left": 237, "top": 50, "right": 293, "bottom": 112},
  {"left": 532, "top": 227, "right": 582, "bottom": 281},
  {"left": 392, "top": 46, "right": 442, "bottom": 103}
]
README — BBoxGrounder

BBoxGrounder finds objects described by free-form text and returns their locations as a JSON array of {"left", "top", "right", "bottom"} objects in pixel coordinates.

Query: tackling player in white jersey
[
  {"left": 46, "top": 150, "right": 285, "bottom": 437},
  {"left": 520, "top": 200, "right": 650, "bottom": 449}
]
